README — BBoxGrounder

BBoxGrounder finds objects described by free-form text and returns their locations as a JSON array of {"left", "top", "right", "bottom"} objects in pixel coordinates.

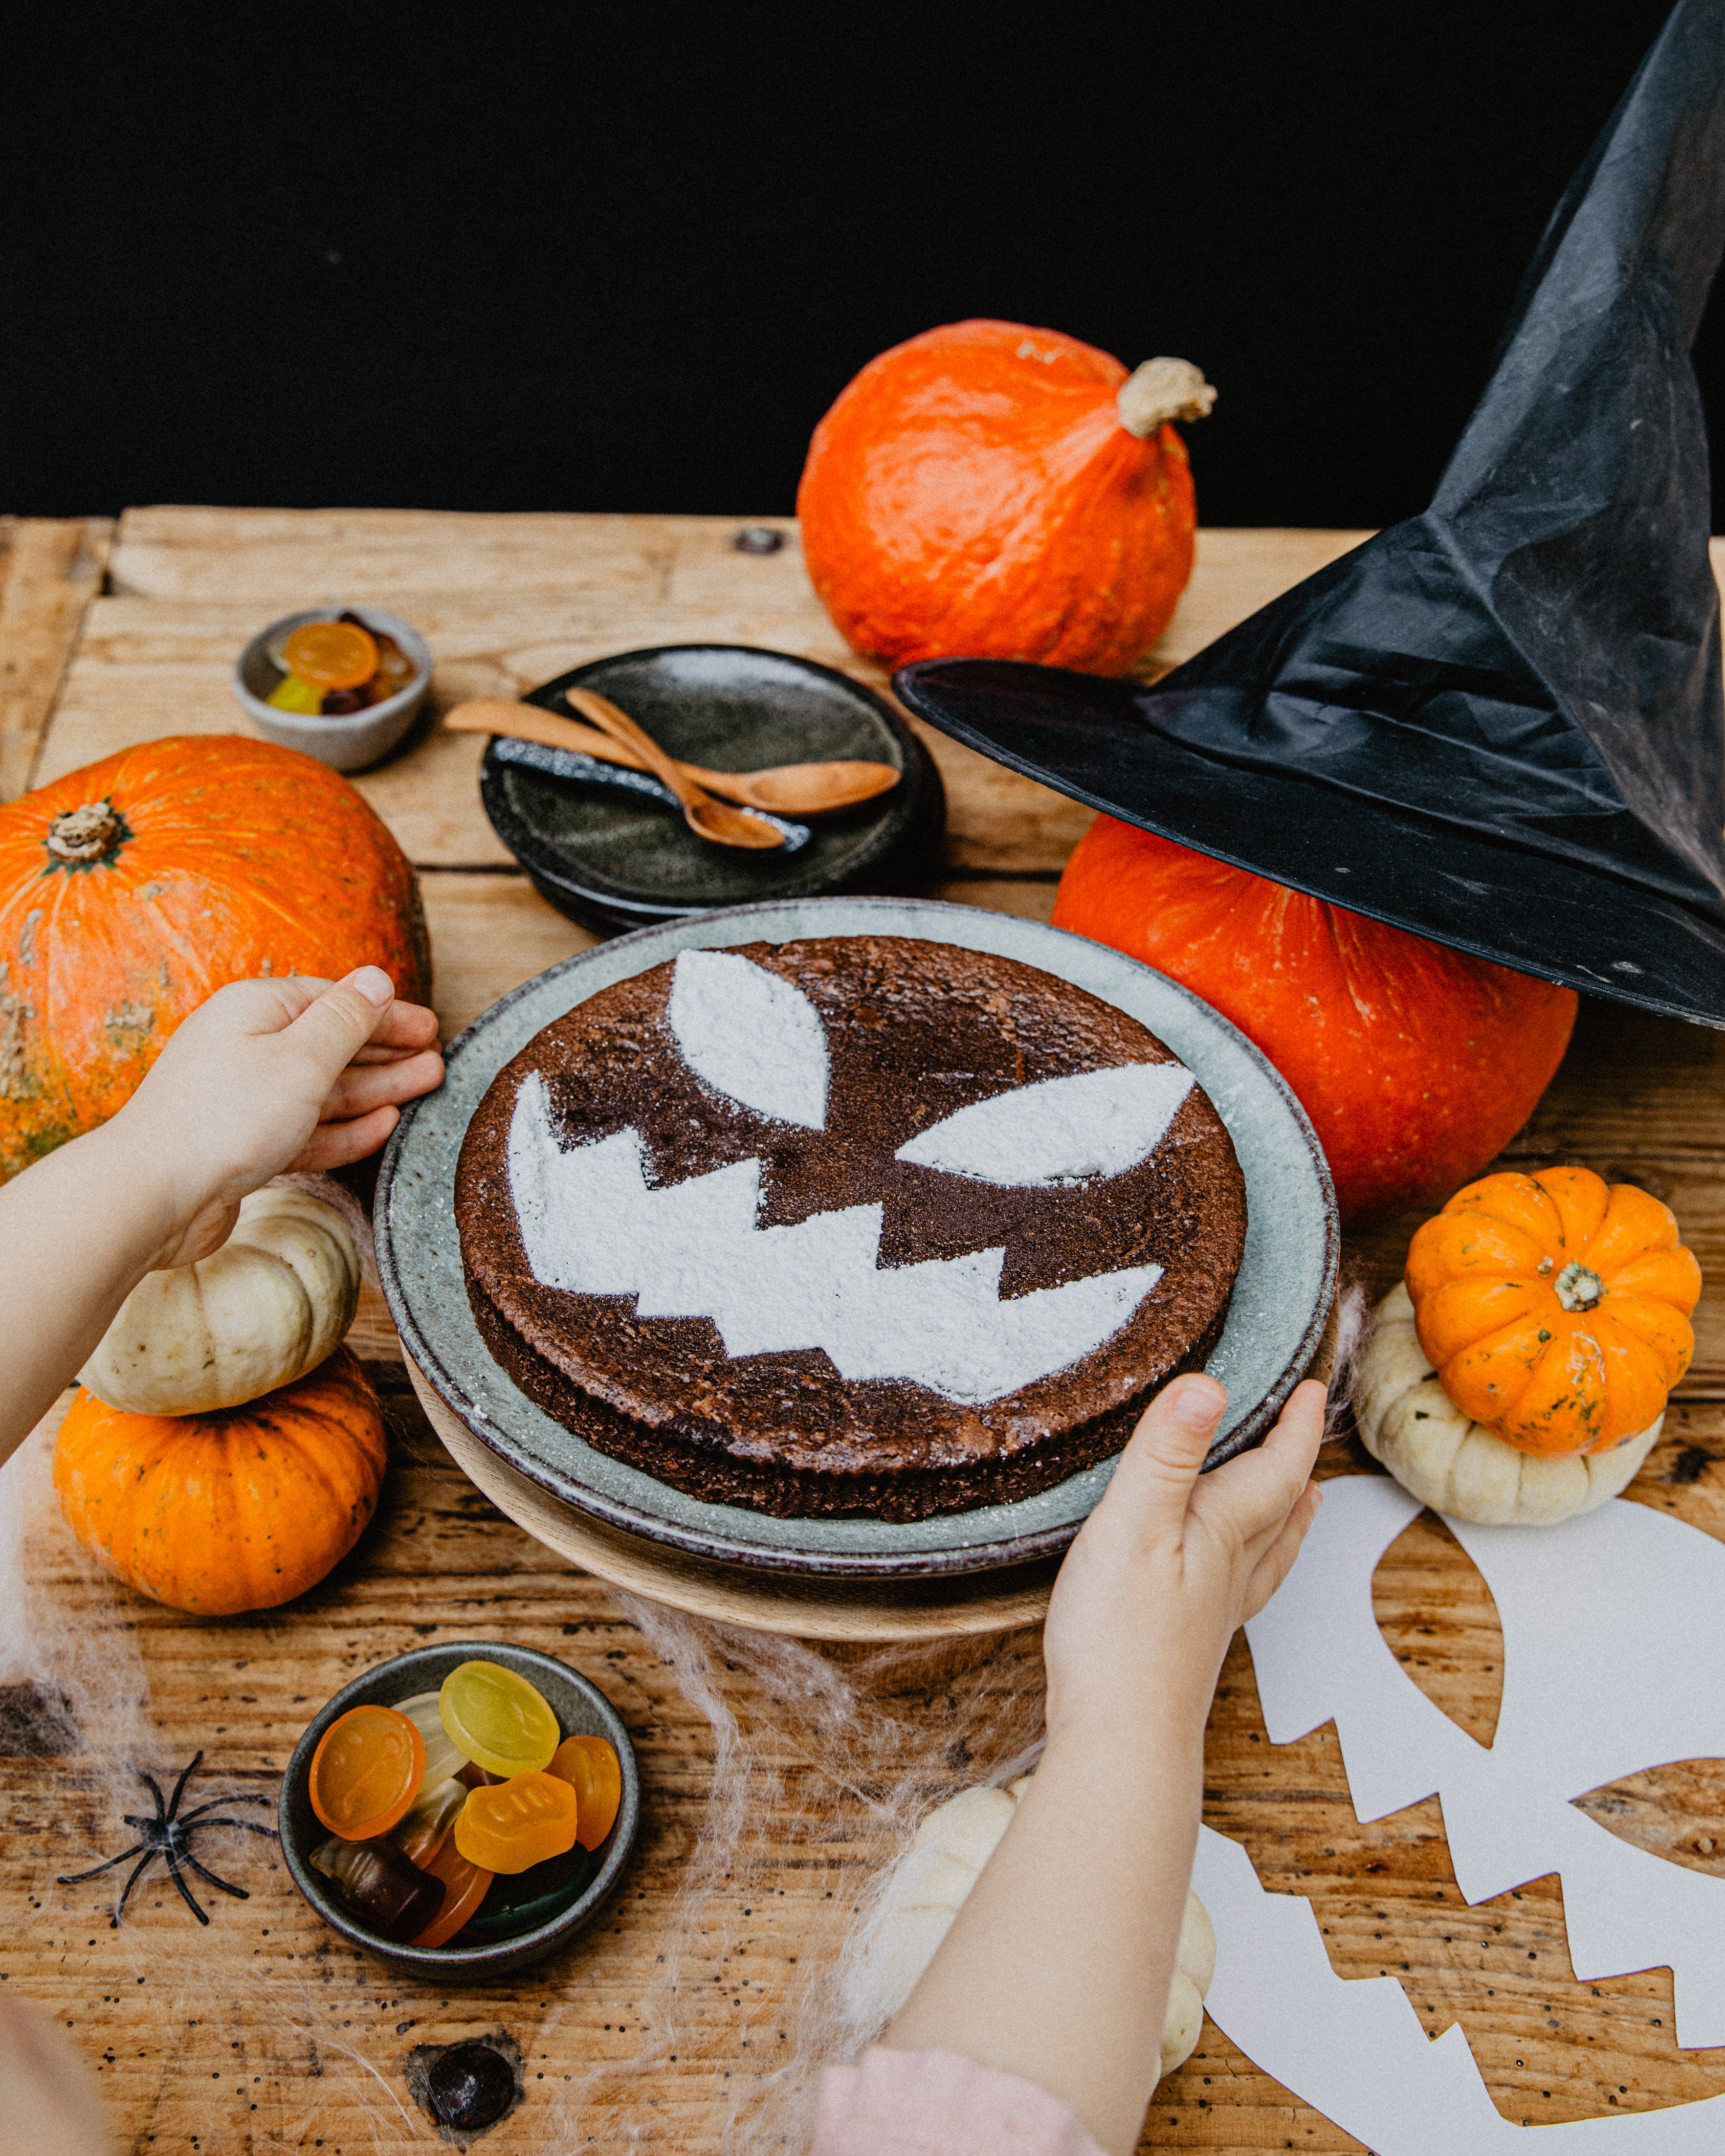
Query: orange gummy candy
[
  {"left": 283, "top": 619, "right": 378, "bottom": 690},
  {"left": 454, "top": 1771, "right": 579, "bottom": 1874},
  {"left": 308, "top": 1704, "right": 425, "bottom": 1841},
  {"left": 409, "top": 1835, "right": 494, "bottom": 1949},
  {"left": 548, "top": 1735, "right": 623, "bottom": 1850}
]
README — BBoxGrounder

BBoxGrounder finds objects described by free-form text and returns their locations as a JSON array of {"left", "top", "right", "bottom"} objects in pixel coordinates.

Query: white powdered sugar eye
[
  {"left": 894, "top": 1063, "right": 1197, "bottom": 1187},
  {"left": 507, "top": 1073, "right": 1162, "bottom": 1404},
  {"left": 666, "top": 949, "right": 829, "bottom": 1130}
]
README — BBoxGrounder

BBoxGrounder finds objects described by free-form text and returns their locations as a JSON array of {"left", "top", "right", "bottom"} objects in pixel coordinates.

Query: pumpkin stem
[
  {"left": 1555, "top": 1261, "right": 1605, "bottom": 1312},
  {"left": 1117, "top": 358, "right": 1217, "bottom": 438},
  {"left": 47, "top": 801, "right": 122, "bottom": 864}
]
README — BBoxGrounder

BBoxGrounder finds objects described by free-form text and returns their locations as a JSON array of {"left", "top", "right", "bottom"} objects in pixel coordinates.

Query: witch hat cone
[{"left": 893, "top": 0, "right": 1725, "bottom": 1029}]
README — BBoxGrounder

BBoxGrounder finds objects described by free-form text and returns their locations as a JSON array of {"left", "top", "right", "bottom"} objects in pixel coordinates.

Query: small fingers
[
  {"left": 318, "top": 1047, "right": 445, "bottom": 1122},
  {"left": 1187, "top": 1379, "right": 1325, "bottom": 1544},
  {"left": 362, "top": 998, "right": 440, "bottom": 1052},
  {"left": 290, "top": 1103, "right": 401, "bottom": 1172},
  {"left": 278, "top": 968, "right": 399, "bottom": 1083},
  {"left": 1096, "top": 1374, "right": 1228, "bottom": 1541},
  {"left": 1239, "top": 1480, "right": 1323, "bottom": 1624}
]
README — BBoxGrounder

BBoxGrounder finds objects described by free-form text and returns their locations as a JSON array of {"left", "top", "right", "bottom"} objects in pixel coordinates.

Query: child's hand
[
  {"left": 1043, "top": 1373, "right": 1325, "bottom": 1745},
  {"left": 113, "top": 967, "right": 444, "bottom": 1269}
]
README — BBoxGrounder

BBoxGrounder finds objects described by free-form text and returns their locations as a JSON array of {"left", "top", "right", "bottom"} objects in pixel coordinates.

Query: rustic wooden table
[{"left": 3, "top": 509, "right": 1723, "bottom": 2152}]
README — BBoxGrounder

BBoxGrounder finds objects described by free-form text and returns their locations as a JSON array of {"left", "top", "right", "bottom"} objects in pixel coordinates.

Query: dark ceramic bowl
[
  {"left": 280, "top": 1641, "right": 639, "bottom": 1978},
  {"left": 479, "top": 643, "right": 946, "bottom": 933}
]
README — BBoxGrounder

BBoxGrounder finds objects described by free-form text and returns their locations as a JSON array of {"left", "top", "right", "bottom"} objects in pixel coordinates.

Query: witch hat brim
[{"left": 893, "top": 0, "right": 1725, "bottom": 1031}]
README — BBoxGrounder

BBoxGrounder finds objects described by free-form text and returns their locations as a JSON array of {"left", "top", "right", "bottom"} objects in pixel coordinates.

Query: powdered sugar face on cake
[
  {"left": 667, "top": 949, "right": 829, "bottom": 1129},
  {"left": 895, "top": 1064, "right": 1196, "bottom": 1186},
  {"left": 506, "top": 1072, "right": 1164, "bottom": 1405}
]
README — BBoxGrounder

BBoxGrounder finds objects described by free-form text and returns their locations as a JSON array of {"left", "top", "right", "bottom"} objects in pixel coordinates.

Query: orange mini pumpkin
[
  {"left": 1052, "top": 820, "right": 1578, "bottom": 1221},
  {"left": 53, "top": 1347, "right": 388, "bottom": 1615},
  {"left": 0, "top": 735, "right": 429, "bottom": 1180},
  {"left": 1405, "top": 1168, "right": 1701, "bottom": 1456},
  {"left": 797, "top": 321, "right": 1212, "bottom": 675}
]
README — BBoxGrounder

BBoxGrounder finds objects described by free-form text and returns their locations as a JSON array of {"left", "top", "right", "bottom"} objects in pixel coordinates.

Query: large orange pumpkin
[
  {"left": 0, "top": 736, "right": 428, "bottom": 1179},
  {"left": 797, "top": 321, "right": 1211, "bottom": 675},
  {"left": 1405, "top": 1168, "right": 1700, "bottom": 1456},
  {"left": 53, "top": 1346, "right": 388, "bottom": 1614},
  {"left": 1052, "top": 819, "right": 1578, "bottom": 1221}
]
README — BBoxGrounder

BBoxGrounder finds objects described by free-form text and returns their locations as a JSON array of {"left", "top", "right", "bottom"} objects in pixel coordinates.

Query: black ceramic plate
[{"left": 479, "top": 644, "right": 946, "bottom": 933}]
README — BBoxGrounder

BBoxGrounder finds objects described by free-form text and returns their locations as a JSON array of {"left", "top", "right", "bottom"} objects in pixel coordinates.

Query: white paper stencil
[
  {"left": 1192, "top": 1473, "right": 1725, "bottom": 2145},
  {"left": 1243, "top": 1475, "right": 1725, "bottom": 2048},
  {"left": 1193, "top": 1824, "right": 1725, "bottom": 2149}
]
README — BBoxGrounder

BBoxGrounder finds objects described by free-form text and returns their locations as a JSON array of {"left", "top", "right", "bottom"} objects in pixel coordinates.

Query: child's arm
[
  {"left": 881, "top": 1372, "right": 1325, "bottom": 2156},
  {"left": 0, "top": 967, "right": 443, "bottom": 1463}
]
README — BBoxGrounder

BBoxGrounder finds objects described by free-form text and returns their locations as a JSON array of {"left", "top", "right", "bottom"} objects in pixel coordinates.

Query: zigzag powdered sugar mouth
[{"left": 455, "top": 937, "right": 1247, "bottom": 1521}]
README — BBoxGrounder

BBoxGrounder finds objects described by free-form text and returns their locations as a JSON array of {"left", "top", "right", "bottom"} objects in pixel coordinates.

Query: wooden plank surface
[
  {"left": 0, "top": 516, "right": 113, "bottom": 801},
  {"left": 5, "top": 509, "right": 1725, "bottom": 2152}
]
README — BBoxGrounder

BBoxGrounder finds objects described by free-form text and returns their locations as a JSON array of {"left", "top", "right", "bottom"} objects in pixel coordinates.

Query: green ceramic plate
[
  {"left": 376, "top": 897, "right": 1337, "bottom": 1580},
  {"left": 479, "top": 643, "right": 945, "bottom": 932}
]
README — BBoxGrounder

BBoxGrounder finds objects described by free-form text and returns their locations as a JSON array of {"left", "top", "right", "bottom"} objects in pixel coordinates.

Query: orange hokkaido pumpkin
[
  {"left": 53, "top": 1347, "right": 388, "bottom": 1614},
  {"left": 0, "top": 736, "right": 428, "bottom": 1180},
  {"left": 1405, "top": 1168, "right": 1700, "bottom": 1456},
  {"left": 1052, "top": 819, "right": 1578, "bottom": 1221},
  {"left": 797, "top": 321, "right": 1211, "bottom": 675}
]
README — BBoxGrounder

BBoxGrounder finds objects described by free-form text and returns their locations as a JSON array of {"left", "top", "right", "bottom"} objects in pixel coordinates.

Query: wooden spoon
[
  {"left": 444, "top": 696, "right": 899, "bottom": 815},
  {"left": 559, "top": 692, "right": 786, "bottom": 850}
]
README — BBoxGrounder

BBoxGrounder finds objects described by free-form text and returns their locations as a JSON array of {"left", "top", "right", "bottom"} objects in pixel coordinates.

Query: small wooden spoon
[
  {"left": 444, "top": 696, "right": 899, "bottom": 815},
  {"left": 562, "top": 692, "right": 785, "bottom": 850}
]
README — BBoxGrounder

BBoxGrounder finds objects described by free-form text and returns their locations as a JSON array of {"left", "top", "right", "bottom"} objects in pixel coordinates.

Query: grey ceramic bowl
[
  {"left": 377, "top": 896, "right": 1338, "bottom": 1580},
  {"left": 280, "top": 1641, "right": 639, "bottom": 1977},
  {"left": 234, "top": 604, "right": 432, "bottom": 772}
]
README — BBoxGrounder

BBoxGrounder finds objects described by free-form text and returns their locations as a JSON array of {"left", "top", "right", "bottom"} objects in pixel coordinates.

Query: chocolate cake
[{"left": 455, "top": 936, "right": 1247, "bottom": 1521}]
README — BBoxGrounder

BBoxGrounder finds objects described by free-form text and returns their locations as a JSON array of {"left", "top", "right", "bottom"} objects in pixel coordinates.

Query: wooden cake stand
[{"left": 406, "top": 1298, "right": 1339, "bottom": 1642}]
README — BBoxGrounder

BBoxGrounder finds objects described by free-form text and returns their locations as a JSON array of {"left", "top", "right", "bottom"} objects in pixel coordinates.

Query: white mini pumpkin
[
  {"left": 80, "top": 1186, "right": 361, "bottom": 1416},
  {"left": 855, "top": 1774, "right": 1217, "bottom": 2082},
  {"left": 1355, "top": 1283, "right": 1660, "bottom": 1527}
]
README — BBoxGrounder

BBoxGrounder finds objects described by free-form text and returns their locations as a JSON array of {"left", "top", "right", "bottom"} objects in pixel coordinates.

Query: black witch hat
[{"left": 894, "top": 0, "right": 1725, "bottom": 1029}]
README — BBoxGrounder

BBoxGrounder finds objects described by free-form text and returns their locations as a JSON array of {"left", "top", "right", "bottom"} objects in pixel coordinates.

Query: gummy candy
[
  {"left": 309, "top": 1704, "right": 424, "bottom": 1840},
  {"left": 548, "top": 1734, "right": 623, "bottom": 1850},
  {"left": 460, "top": 1842, "right": 593, "bottom": 1943},
  {"left": 392, "top": 1775, "right": 466, "bottom": 1871},
  {"left": 439, "top": 1661, "right": 560, "bottom": 1778},
  {"left": 311, "top": 1834, "right": 444, "bottom": 1943},
  {"left": 409, "top": 1835, "right": 493, "bottom": 1950},
  {"left": 395, "top": 1691, "right": 469, "bottom": 1788},
  {"left": 454, "top": 1771, "right": 578, "bottom": 1874},
  {"left": 284, "top": 619, "right": 378, "bottom": 690},
  {"left": 265, "top": 672, "right": 325, "bottom": 714}
]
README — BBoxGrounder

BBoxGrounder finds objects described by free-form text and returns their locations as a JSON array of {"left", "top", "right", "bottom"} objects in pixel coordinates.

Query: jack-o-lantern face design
[
  {"left": 510, "top": 950, "right": 1199, "bottom": 1403},
  {"left": 457, "top": 936, "right": 1247, "bottom": 1512},
  {"left": 1221, "top": 1472, "right": 1725, "bottom": 2147}
]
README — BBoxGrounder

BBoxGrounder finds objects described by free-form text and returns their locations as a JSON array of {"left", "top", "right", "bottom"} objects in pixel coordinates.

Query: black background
[{"left": 2, "top": 0, "right": 1714, "bottom": 527}]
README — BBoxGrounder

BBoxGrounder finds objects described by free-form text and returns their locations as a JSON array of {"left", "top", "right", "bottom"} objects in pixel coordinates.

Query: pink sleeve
[{"left": 811, "top": 2047, "right": 1107, "bottom": 2156}]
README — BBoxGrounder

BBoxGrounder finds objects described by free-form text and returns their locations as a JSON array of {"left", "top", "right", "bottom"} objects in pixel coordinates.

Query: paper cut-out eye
[
  {"left": 894, "top": 1064, "right": 1196, "bottom": 1187},
  {"left": 667, "top": 950, "right": 829, "bottom": 1129}
]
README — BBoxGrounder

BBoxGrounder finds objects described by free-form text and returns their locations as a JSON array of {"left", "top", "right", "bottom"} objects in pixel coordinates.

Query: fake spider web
[{"left": 0, "top": 1394, "right": 1051, "bottom": 2152}]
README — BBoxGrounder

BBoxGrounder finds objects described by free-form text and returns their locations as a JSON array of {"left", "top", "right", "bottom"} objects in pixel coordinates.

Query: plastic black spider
[{"left": 57, "top": 1750, "right": 277, "bottom": 1926}]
